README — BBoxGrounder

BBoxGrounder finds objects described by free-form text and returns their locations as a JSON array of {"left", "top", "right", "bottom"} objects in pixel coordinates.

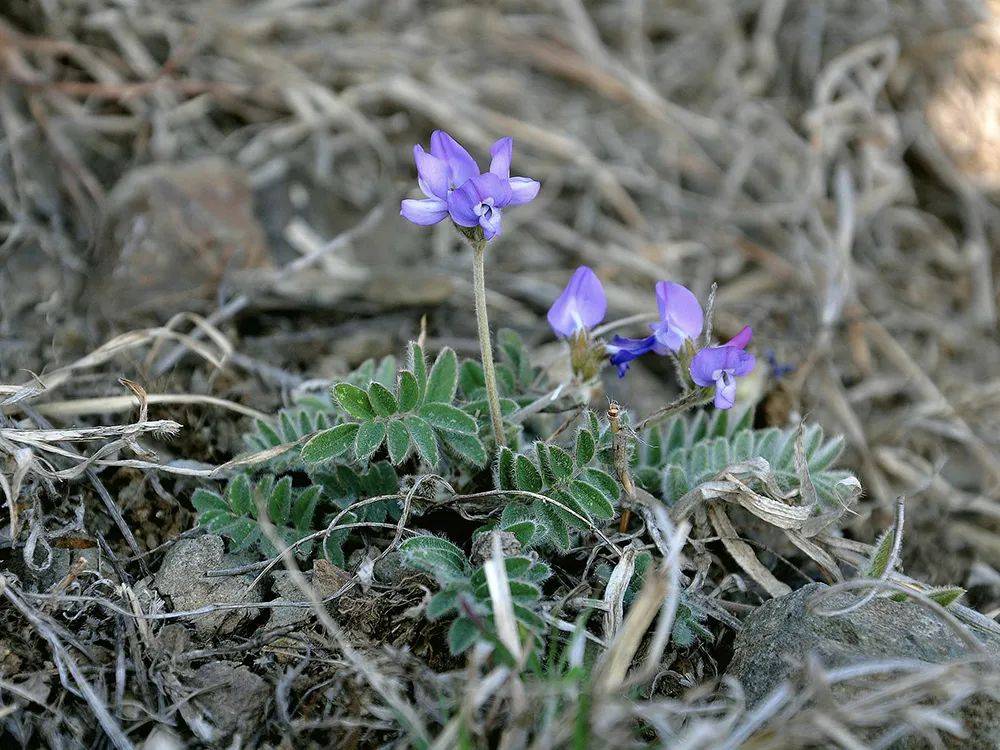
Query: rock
[
  {"left": 93, "top": 158, "right": 271, "bottom": 320},
  {"left": 154, "top": 535, "right": 260, "bottom": 635},
  {"left": 726, "top": 583, "right": 1000, "bottom": 748},
  {"left": 266, "top": 559, "right": 350, "bottom": 629},
  {"left": 179, "top": 662, "right": 269, "bottom": 742},
  {"left": 470, "top": 530, "right": 522, "bottom": 565}
]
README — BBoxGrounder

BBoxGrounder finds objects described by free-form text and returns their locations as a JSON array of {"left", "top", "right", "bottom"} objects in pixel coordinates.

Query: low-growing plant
[{"left": 188, "top": 130, "right": 893, "bottom": 676}]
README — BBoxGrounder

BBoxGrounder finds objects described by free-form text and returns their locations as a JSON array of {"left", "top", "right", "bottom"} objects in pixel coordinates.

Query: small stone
[
  {"left": 154, "top": 535, "right": 260, "bottom": 636},
  {"left": 179, "top": 662, "right": 269, "bottom": 742},
  {"left": 470, "top": 530, "right": 522, "bottom": 565},
  {"left": 266, "top": 558, "right": 350, "bottom": 629},
  {"left": 726, "top": 583, "right": 1000, "bottom": 748}
]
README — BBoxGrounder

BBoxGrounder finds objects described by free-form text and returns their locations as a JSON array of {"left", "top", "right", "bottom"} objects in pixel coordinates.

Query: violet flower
[
  {"left": 605, "top": 281, "right": 704, "bottom": 377},
  {"left": 547, "top": 266, "right": 607, "bottom": 338},
  {"left": 400, "top": 131, "right": 539, "bottom": 240},
  {"left": 690, "top": 326, "right": 756, "bottom": 409}
]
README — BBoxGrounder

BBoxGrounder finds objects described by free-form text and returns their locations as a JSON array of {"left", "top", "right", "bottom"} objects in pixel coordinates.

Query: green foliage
[
  {"left": 301, "top": 343, "right": 487, "bottom": 469},
  {"left": 400, "top": 534, "right": 552, "bottom": 657},
  {"left": 244, "top": 397, "right": 337, "bottom": 470},
  {"left": 495, "top": 419, "right": 621, "bottom": 550},
  {"left": 192, "top": 474, "right": 322, "bottom": 558},
  {"left": 630, "top": 408, "right": 855, "bottom": 509},
  {"left": 460, "top": 329, "right": 542, "bottom": 414}
]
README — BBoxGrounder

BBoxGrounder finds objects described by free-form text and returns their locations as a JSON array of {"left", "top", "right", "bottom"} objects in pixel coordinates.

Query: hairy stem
[{"left": 471, "top": 240, "right": 506, "bottom": 448}]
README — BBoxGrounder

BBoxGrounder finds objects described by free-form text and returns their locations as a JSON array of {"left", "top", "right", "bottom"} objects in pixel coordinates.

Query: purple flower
[
  {"left": 690, "top": 327, "right": 756, "bottom": 409},
  {"left": 400, "top": 131, "right": 539, "bottom": 240},
  {"left": 547, "top": 266, "right": 607, "bottom": 338},
  {"left": 650, "top": 281, "right": 703, "bottom": 354},
  {"left": 602, "top": 280, "right": 704, "bottom": 377},
  {"left": 605, "top": 335, "right": 656, "bottom": 377}
]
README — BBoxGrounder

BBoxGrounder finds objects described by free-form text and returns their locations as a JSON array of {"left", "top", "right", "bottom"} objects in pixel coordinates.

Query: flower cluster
[
  {"left": 400, "top": 131, "right": 540, "bottom": 241},
  {"left": 547, "top": 267, "right": 756, "bottom": 409}
]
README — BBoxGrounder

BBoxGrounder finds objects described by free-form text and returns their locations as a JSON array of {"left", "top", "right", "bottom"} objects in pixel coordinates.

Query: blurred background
[{"left": 1, "top": 0, "right": 998, "bottom": 593}]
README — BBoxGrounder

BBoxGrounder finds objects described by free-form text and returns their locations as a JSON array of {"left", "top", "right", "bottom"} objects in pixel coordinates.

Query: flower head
[
  {"left": 689, "top": 326, "right": 755, "bottom": 409},
  {"left": 400, "top": 131, "right": 539, "bottom": 240},
  {"left": 650, "top": 281, "right": 703, "bottom": 354},
  {"left": 600, "top": 280, "right": 704, "bottom": 377},
  {"left": 605, "top": 335, "right": 656, "bottom": 377},
  {"left": 547, "top": 266, "right": 607, "bottom": 338}
]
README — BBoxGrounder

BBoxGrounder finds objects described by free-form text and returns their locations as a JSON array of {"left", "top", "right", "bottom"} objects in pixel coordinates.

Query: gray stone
[
  {"left": 179, "top": 662, "right": 269, "bottom": 742},
  {"left": 726, "top": 583, "right": 1000, "bottom": 748},
  {"left": 154, "top": 535, "right": 260, "bottom": 635},
  {"left": 266, "top": 559, "right": 350, "bottom": 628}
]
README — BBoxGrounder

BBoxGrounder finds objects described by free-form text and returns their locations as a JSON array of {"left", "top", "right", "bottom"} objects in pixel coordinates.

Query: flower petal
[
  {"left": 480, "top": 208, "right": 503, "bottom": 240},
  {"left": 400, "top": 197, "right": 448, "bottom": 226},
  {"left": 507, "top": 176, "right": 540, "bottom": 206},
  {"left": 715, "top": 378, "right": 737, "bottom": 409},
  {"left": 430, "top": 130, "right": 479, "bottom": 188},
  {"left": 490, "top": 137, "right": 512, "bottom": 179},
  {"left": 414, "top": 145, "right": 449, "bottom": 200},
  {"left": 725, "top": 325, "right": 753, "bottom": 350},
  {"left": 655, "top": 281, "right": 703, "bottom": 341},
  {"left": 689, "top": 345, "right": 730, "bottom": 387},
  {"left": 731, "top": 349, "right": 756, "bottom": 377},
  {"left": 446, "top": 182, "right": 480, "bottom": 227},
  {"left": 606, "top": 335, "right": 656, "bottom": 377},
  {"left": 547, "top": 266, "right": 608, "bottom": 338}
]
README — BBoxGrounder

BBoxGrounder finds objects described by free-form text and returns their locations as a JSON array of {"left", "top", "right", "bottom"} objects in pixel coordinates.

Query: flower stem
[{"left": 471, "top": 240, "right": 506, "bottom": 448}]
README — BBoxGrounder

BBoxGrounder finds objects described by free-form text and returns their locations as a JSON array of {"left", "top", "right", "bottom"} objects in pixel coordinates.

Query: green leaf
[
  {"left": 548, "top": 446, "right": 575, "bottom": 480},
  {"left": 569, "top": 480, "right": 614, "bottom": 519},
  {"left": 497, "top": 446, "right": 516, "bottom": 491},
  {"left": 536, "top": 502, "right": 570, "bottom": 550},
  {"left": 666, "top": 418, "right": 686, "bottom": 452},
  {"left": 385, "top": 420, "right": 411, "bottom": 464},
  {"left": 459, "top": 360, "right": 486, "bottom": 397},
  {"left": 332, "top": 383, "right": 376, "bottom": 420},
  {"left": 688, "top": 443, "right": 711, "bottom": 483},
  {"left": 441, "top": 430, "right": 488, "bottom": 467},
  {"left": 400, "top": 535, "right": 468, "bottom": 580},
  {"left": 223, "top": 517, "right": 259, "bottom": 551},
  {"left": 581, "top": 468, "right": 619, "bottom": 503},
  {"left": 408, "top": 342, "right": 428, "bottom": 400},
  {"left": 418, "top": 402, "right": 477, "bottom": 434},
  {"left": 291, "top": 485, "right": 321, "bottom": 530},
  {"left": 397, "top": 370, "right": 420, "bottom": 412},
  {"left": 374, "top": 355, "right": 397, "bottom": 387},
  {"left": 448, "top": 616, "right": 479, "bottom": 655},
  {"left": 227, "top": 474, "right": 253, "bottom": 516},
  {"left": 864, "top": 530, "right": 895, "bottom": 578},
  {"left": 926, "top": 586, "right": 965, "bottom": 607},
  {"left": 301, "top": 423, "right": 360, "bottom": 463},
  {"left": 191, "top": 489, "right": 226, "bottom": 514},
  {"left": 731, "top": 430, "right": 754, "bottom": 462},
  {"left": 368, "top": 382, "right": 398, "bottom": 416},
  {"left": 426, "top": 348, "right": 459, "bottom": 403},
  {"left": 575, "top": 429, "right": 596, "bottom": 466},
  {"left": 426, "top": 589, "right": 458, "bottom": 620},
  {"left": 503, "top": 521, "right": 537, "bottom": 546},
  {"left": 404, "top": 416, "right": 439, "bottom": 465},
  {"left": 809, "top": 435, "right": 844, "bottom": 472},
  {"left": 268, "top": 476, "right": 293, "bottom": 525},
  {"left": 708, "top": 409, "right": 728, "bottom": 438},
  {"left": 354, "top": 421, "right": 386, "bottom": 460},
  {"left": 534, "top": 442, "right": 555, "bottom": 484},
  {"left": 515, "top": 455, "right": 543, "bottom": 493},
  {"left": 663, "top": 465, "right": 690, "bottom": 504}
]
